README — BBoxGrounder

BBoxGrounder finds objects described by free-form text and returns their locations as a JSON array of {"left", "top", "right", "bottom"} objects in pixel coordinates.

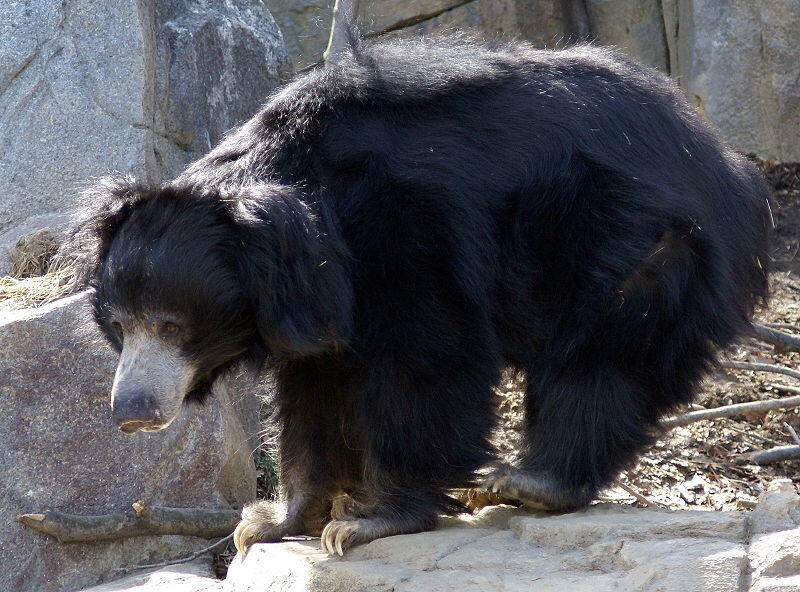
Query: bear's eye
[
  {"left": 158, "top": 321, "right": 180, "bottom": 338},
  {"left": 110, "top": 320, "right": 124, "bottom": 340}
]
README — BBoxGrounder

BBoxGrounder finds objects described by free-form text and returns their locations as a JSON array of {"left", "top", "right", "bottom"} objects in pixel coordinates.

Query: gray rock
[
  {"left": 386, "top": 0, "right": 589, "bottom": 48},
  {"left": 225, "top": 483, "right": 800, "bottom": 592},
  {"left": 748, "top": 480, "right": 800, "bottom": 591},
  {"left": 0, "top": 291, "right": 258, "bottom": 592},
  {"left": 750, "top": 576, "right": 800, "bottom": 592},
  {"left": 79, "top": 560, "right": 223, "bottom": 592},
  {"left": 489, "top": 0, "right": 590, "bottom": 49},
  {"left": 270, "top": 0, "right": 467, "bottom": 69},
  {"left": 584, "top": 0, "right": 668, "bottom": 71},
  {"left": 151, "top": 1, "right": 294, "bottom": 167},
  {"left": 363, "top": 0, "right": 469, "bottom": 34},
  {"left": 0, "top": 0, "right": 291, "bottom": 233},
  {"left": 0, "top": 0, "right": 147, "bottom": 234},
  {"left": 750, "top": 478, "right": 800, "bottom": 534},
  {"left": 269, "top": 1, "right": 467, "bottom": 69},
  {"left": 266, "top": 0, "right": 333, "bottom": 69},
  {"left": 670, "top": 1, "right": 800, "bottom": 160},
  {"left": 224, "top": 503, "right": 751, "bottom": 591},
  {"left": 272, "top": 0, "right": 590, "bottom": 67}
]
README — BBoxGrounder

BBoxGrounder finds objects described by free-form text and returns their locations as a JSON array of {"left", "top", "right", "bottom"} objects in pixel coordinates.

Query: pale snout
[{"left": 110, "top": 330, "right": 193, "bottom": 434}]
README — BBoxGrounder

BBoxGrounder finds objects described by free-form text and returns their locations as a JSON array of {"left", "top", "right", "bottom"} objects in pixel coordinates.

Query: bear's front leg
[
  {"left": 233, "top": 443, "right": 340, "bottom": 553},
  {"left": 234, "top": 359, "right": 351, "bottom": 554},
  {"left": 317, "top": 348, "right": 497, "bottom": 556}
]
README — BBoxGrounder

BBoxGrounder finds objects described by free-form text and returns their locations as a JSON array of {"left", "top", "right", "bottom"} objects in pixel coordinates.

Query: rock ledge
[{"left": 226, "top": 480, "right": 800, "bottom": 592}]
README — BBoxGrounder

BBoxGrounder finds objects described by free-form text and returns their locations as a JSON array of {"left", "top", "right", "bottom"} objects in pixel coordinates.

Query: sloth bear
[{"left": 77, "top": 35, "right": 770, "bottom": 555}]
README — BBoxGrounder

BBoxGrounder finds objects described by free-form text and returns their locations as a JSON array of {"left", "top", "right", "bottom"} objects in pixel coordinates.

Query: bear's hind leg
[
  {"left": 485, "top": 364, "right": 656, "bottom": 511},
  {"left": 488, "top": 219, "right": 727, "bottom": 509}
]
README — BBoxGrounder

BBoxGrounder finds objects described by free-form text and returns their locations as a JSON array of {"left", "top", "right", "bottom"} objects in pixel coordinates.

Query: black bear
[{"left": 77, "top": 34, "right": 770, "bottom": 555}]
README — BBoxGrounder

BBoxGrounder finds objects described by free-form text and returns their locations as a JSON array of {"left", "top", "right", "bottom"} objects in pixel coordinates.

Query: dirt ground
[{"left": 484, "top": 159, "right": 800, "bottom": 512}]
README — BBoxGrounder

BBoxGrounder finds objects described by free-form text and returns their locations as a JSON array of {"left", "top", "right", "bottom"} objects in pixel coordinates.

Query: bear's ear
[
  {"left": 220, "top": 183, "right": 353, "bottom": 357},
  {"left": 55, "top": 175, "right": 149, "bottom": 286}
]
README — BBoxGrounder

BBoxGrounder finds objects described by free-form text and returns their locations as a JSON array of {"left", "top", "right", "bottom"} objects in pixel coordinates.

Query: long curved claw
[
  {"left": 320, "top": 520, "right": 360, "bottom": 556},
  {"left": 233, "top": 519, "right": 258, "bottom": 555}
]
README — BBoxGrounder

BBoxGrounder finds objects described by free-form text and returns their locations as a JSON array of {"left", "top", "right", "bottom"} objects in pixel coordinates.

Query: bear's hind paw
[{"left": 483, "top": 464, "right": 587, "bottom": 511}]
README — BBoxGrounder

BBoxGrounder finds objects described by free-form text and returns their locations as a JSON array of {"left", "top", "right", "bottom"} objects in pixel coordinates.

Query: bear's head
[{"left": 71, "top": 175, "right": 352, "bottom": 433}]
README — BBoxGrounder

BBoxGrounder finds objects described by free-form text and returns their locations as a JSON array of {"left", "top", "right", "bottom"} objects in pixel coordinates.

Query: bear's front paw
[
  {"left": 320, "top": 519, "right": 359, "bottom": 556},
  {"left": 320, "top": 518, "right": 382, "bottom": 556},
  {"left": 233, "top": 501, "right": 289, "bottom": 554},
  {"left": 330, "top": 494, "right": 370, "bottom": 521}
]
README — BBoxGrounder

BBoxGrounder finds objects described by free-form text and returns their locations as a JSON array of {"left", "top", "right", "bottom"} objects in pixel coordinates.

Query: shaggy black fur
[{"left": 80, "top": 35, "right": 770, "bottom": 544}]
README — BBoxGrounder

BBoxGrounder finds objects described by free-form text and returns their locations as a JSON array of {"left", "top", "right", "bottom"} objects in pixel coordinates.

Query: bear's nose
[{"left": 111, "top": 391, "right": 163, "bottom": 433}]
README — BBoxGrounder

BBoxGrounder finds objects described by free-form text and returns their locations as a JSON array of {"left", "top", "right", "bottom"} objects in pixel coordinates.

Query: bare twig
[
  {"left": 112, "top": 534, "right": 234, "bottom": 575},
  {"left": 769, "top": 383, "right": 800, "bottom": 395},
  {"left": 722, "top": 419, "right": 781, "bottom": 446},
  {"left": 324, "top": 0, "right": 360, "bottom": 63},
  {"left": 784, "top": 422, "right": 800, "bottom": 445},
  {"left": 613, "top": 480, "right": 663, "bottom": 508},
  {"left": 662, "top": 394, "right": 800, "bottom": 428},
  {"left": 735, "top": 445, "right": 800, "bottom": 466},
  {"left": 764, "top": 322, "right": 800, "bottom": 331},
  {"left": 16, "top": 502, "right": 240, "bottom": 543},
  {"left": 750, "top": 323, "right": 800, "bottom": 353},
  {"left": 720, "top": 360, "right": 800, "bottom": 382}
]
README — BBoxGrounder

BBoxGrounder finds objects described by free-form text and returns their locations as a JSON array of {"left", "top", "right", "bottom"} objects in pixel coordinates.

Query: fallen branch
[
  {"left": 750, "top": 323, "right": 800, "bottom": 354},
  {"left": 769, "top": 383, "right": 800, "bottom": 395},
  {"left": 113, "top": 534, "right": 234, "bottom": 575},
  {"left": 662, "top": 394, "right": 800, "bottom": 428},
  {"left": 720, "top": 360, "right": 800, "bottom": 382},
  {"left": 16, "top": 502, "right": 240, "bottom": 543},
  {"left": 735, "top": 445, "right": 800, "bottom": 466}
]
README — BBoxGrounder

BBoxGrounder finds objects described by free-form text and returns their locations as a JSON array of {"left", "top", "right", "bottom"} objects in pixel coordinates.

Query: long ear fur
[
  {"left": 221, "top": 183, "right": 353, "bottom": 357},
  {"left": 53, "top": 175, "right": 148, "bottom": 287}
]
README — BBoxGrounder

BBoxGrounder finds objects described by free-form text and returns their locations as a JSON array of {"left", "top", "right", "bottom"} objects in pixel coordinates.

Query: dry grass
[
  {"left": 9, "top": 229, "right": 60, "bottom": 278},
  {"left": 0, "top": 267, "right": 81, "bottom": 311},
  {"left": 0, "top": 224, "right": 82, "bottom": 311}
]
